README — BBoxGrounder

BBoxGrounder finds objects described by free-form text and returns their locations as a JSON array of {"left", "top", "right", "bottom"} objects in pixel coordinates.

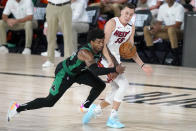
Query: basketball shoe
[
  {"left": 106, "top": 116, "right": 125, "bottom": 128},
  {"left": 82, "top": 104, "right": 102, "bottom": 124},
  {"left": 82, "top": 104, "right": 96, "bottom": 124},
  {"left": 80, "top": 104, "right": 88, "bottom": 113},
  {"left": 7, "top": 102, "right": 19, "bottom": 122}
]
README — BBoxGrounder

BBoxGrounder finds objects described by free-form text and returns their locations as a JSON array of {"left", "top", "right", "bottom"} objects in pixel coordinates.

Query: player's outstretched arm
[
  {"left": 78, "top": 49, "right": 125, "bottom": 75},
  {"left": 127, "top": 25, "right": 153, "bottom": 76}
]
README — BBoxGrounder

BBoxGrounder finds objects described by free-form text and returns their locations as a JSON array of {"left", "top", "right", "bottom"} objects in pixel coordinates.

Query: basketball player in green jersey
[{"left": 7, "top": 29, "right": 125, "bottom": 122}]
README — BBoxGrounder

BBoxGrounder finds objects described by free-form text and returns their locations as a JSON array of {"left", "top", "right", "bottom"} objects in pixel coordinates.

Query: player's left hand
[{"left": 142, "top": 64, "right": 153, "bottom": 76}]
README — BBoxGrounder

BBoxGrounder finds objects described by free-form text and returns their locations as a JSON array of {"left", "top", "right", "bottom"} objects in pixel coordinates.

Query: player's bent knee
[
  {"left": 113, "top": 85, "right": 128, "bottom": 102},
  {"left": 47, "top": 101, "right": 56, "bottom": 107},
  {"left": 96, "top": 82, "right": 106, "bottom": 91},
  {"left": 45, "top": 94, "right": 57, "bottom": 107},
  {"left": 101, "top": 83, "right": 106, "bottom": 90}
]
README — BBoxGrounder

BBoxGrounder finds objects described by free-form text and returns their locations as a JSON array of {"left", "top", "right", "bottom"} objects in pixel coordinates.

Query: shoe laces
[{"left": 112, "top": 115, "right": 120, "bottom": 123}]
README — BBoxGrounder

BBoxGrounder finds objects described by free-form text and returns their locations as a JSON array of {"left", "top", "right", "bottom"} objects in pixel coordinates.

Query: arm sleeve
[
  {"left": 157, "top": 5, "right": 164, "bottom": 22},
  {"left": 88, "top": 63, "right": 116, "bottom": 76},
  {"left": 3, "top": 0, "right": 11, "bottom": 16},
  {"left": 176, "top": 6, "right": 185, "bottom": 22},
  {"left": 26, "top": 0, "right": 34, "bottom": 16}
]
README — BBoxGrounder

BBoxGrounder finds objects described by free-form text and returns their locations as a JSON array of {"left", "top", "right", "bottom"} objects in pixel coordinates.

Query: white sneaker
[
  {"left": 42, "top": 60, "right": 54, "bottom": 68},
  {"left": 54, "top": 50, "right": 61, "bottom": 57},
  {"left": 41, "top": 51, "right": 47, "bottom": 56},
  {"left": 41, "top": 50, "right": 61, "bottom": 57},
  {"left": 22, "top": 48, "right": 31, "bottom": 55},
  {"left": 0, "top": 46, "right": 9, "bottom": 54},
  {"left": 7, "top": 102, "right": 19, "bottom": 122}
]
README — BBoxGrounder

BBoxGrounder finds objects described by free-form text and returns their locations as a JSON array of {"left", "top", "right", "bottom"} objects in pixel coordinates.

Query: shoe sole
[
  {"left": 106, "top": 119, "right": 125, "bottom": 128},
  {"left": 106, "top": 123, "right": 125, "bottom": 129}
]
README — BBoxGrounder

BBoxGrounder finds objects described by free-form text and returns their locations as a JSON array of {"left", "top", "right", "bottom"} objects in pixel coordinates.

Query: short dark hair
[
  {"left": 87, "top": 28, "right": 104, "bottom": 42},
  {"left": 122, "top": 3, "right": 136, "bottom": 10}
]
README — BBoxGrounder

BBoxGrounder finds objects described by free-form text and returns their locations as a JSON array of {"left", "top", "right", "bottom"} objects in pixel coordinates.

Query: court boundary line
[{"left": 1, "top": 71, "right": 196, "bottom": 91}]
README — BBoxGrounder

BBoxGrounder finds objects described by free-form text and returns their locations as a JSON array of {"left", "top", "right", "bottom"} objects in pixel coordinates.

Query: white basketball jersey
[{"left": 106, "top": 17, "right": 133, "bottom": 63}]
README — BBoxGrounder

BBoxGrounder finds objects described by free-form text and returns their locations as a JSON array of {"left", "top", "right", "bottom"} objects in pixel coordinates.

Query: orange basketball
[{"left": 119, "top": 41, "right": 136, "bottom": 59}]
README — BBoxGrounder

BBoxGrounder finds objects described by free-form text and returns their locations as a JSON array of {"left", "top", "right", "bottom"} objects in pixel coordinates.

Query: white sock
[
  {"left": 110, "top": 109, "right": 118, "bottom": 118},
  {"left": 97, "top": 104, "right": 101, "bottom": 108},
  {"left": 95, "top": 104, "right": 102, "bottom": 116}
]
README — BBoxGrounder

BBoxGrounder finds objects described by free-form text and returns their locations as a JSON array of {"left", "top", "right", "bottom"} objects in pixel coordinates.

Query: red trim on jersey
[{"left": 97, "top": 60, "right": 113, "bottom": 83}]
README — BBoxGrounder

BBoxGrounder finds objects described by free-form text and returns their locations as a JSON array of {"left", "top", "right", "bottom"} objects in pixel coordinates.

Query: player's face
[
  {"left": 121, "top": 7, "right": 135, "bottom": 24},
  {"left": 91, "top": 38, "right": 104, "bottom": 52}
]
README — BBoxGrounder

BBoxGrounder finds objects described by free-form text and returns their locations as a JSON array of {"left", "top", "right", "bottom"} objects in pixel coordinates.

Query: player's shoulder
[
  {"left": 78, "top": 49, "right": 93, "bottom": 61},
  {"left": 107, "top": 18, "right": 116, "bottom": 25},
  {"left": 159, "top": 3, "right": 167, "bottom": 10},
  {"left": 175, "top": 2, "right": 184, "bottom": 10},
  {"left": 105, "top": 18, "right": 116, "bottom": 31}
]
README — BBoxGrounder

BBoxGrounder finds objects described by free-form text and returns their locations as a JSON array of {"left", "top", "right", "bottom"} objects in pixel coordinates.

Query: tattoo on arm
[
  {"left": 107, "top": 46, "right": 119, "bottom": 66},
  {"left": 77, "top": 49, "right": 96, "bottom": 67}
]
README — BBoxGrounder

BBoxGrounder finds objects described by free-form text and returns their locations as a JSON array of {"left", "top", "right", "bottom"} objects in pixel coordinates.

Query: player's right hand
[{"left": 115, "top": 63, "right": 125, "bottom": 74}]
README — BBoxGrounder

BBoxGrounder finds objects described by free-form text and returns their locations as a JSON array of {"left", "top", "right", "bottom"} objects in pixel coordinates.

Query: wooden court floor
[{"left": 0, "top": 54, "right": 196, "bottom": 131}]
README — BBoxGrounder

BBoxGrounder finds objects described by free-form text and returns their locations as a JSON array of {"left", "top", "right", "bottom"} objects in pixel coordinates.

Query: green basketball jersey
[{"left": 62, "top": 43, "right": 102, "bottom": 76}]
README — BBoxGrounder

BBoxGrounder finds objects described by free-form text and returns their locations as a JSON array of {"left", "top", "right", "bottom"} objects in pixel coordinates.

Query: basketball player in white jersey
[{"left": 82, "top": 3, "right": 153, "bottom": 128}]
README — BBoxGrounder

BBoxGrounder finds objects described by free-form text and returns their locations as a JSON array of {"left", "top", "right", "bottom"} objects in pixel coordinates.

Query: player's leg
[
  {"left": 95, "top": 60, "right": 118, "bottom": 110},
  {"left": 7, "top": 62, "right": 74, "bottom": 121},
  {"left": 89, "top": 81, "right": 119, "bottom": 116},
  {"left": 75, "top": 70, "right": 106, "bottom": 124},
  {"left": 101, "top": 81, "right": 119, "bottom": 107},
  {"left": 87, "top": 76, "right": 126, "bottom": 128},
  {"left": 82, "top": 77, "right": 120, "bottom": 124},
  {"left": 106, "top": 74, "right": 129, "bottom": 128},
  {"left": 76, "top": 70, "right": 106, "bottom": 109}
]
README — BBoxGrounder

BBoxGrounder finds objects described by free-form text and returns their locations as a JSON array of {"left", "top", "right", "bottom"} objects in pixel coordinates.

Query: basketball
[{"left": 119, "top": 41, "right": 136, "bottom": 59}]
